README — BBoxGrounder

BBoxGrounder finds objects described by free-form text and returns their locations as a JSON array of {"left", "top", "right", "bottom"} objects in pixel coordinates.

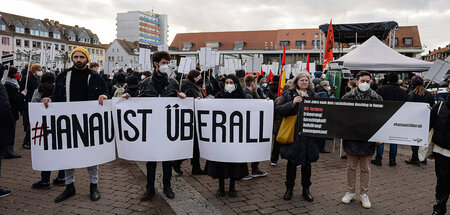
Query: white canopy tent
[{"left": 337, "top": 36, "right": 432, "bottom": 71}]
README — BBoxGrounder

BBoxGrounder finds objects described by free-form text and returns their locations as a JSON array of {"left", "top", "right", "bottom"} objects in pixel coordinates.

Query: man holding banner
[
  {"left": 123, "top": 51, "right": 186, "bottom": 201},
  {"left": 42, "top": 47, "right": 108, "bottom": 203},
  {"left": 341, "top": 71, "right": 383, "bottom": 209}
]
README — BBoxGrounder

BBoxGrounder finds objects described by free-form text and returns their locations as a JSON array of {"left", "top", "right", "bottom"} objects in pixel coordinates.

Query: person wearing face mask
[
  {"left": 314, "top": 80, "right": 331, "bottom": 153},
  {"left": 242, "top": 75, "right": 268, "bottom": 180},
  {"left": 275, "top": 72, "right": 318, "bottom": 202},
  {"left": 257, "top": 78, "right": 273, "bottom": 99},
  {"left": 207, "top": 74, "right": 249, "bottom": 198},
  {"left": 41, "top": 47, "right": 109, "bottom": 203},
  {"left": 140, "top": 71, "right": 151, "bottom": 81},
  {"left": 3, "top": 67, "right": 25, "bottom": 159},
  {"left": 341, "top": 71, "right": 382, "bottom": 209},
  {"left": 122, "top": 51, "right": 186, "bottom": 201},
  {"left": 372, "top": 72, "right": 407, "bottom": 167},
  {"left": 172, "top": 70, "right": 206, "bottom": 175},
  {"left": 19, "top": 64, "right": 42, "bottom": 149}
]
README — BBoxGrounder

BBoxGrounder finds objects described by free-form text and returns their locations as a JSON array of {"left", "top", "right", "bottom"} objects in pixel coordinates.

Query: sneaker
[
  {"left": 32, "top": 181, "right": 51, "bottom": 190},
  {"left": 371, "top": 159, "right": 382, "bottom": 166},
  {"left": 251, "top": 169, "right": 268, "bottom": 178},
  {"left": 270, "top": 162, "right": 277, "bottom": 166},
  {"left": 53, "top": 178, "right": 66, "bottom": 186},
  {"left": 360, "top": 194, "right": 371, "bottom": 209},
  {"left": 389, "top": 159, "right": 396, "bottom": 167},
  {"left": 341, "top": 192, "right": 355, "bottom": 204},
  {"left": 319, "top": 149, "right": 330, "bottom": 153},
  {"left": 241, "top": 175, "right": 252, "bottom": 181},
  {"left": 405, "top": 159, "right": 420, "bottom": 166},
  {"left": 340, "top": 155, "right": 347, "bottom": 159},
  {"left": 421, "top": 160, "right": 427, "bottom": 165},
  {"left": 163, "top": 187, "right": 175, "bottom": 199},
  {"left": 0, "top": 189, "right": 11, "bottom": 198}
]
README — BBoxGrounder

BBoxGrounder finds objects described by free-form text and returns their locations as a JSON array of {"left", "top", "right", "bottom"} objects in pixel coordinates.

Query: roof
[
  {"left": 0, "top": 11, "right": 104, "bottom": 48},
  {"left": 319, "top": 21, "right": 398, "bottom": 43},
  {"left": 336, "top": 36, "right": 432, "bottom": 71},
  {"left": 114, "top": 39, "right": 157, "bottom": 55},
  {"left": 170, "top": 25, "right": 423, "bottom": 51}
]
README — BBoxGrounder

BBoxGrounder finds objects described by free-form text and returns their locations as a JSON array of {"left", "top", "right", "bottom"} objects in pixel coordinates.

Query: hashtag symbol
[{"left": 31, "top": 121, "right": 48, "bottom": 146}]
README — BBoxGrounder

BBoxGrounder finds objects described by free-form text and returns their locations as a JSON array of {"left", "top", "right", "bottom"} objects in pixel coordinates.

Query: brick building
[{"left": 422, "top": 44, "right": 450, "bottom": 62}]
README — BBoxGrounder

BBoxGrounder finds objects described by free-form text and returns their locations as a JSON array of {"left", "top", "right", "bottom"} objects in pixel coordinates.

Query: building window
[
  {"left": 404, "top": 37, "right": 413, "bottom": 46},
  {"left": 69, "top": 46, "right": 72, "bottom": 52},
  {"left": 61, "top": 45, "right": 65, "bottom": 51},
  {"left": 16, "top": 39, "right": 21, "bottom": 47},
  {"left": 96, "top": 49, "right": 99, "bottom": 55},
  {"left": 233, "top": 41, "right": 245, "bottom": 50},
  {"left": 15, "top": 27, "right": 24, "bottom": 33},
  {"left": 111, "top": 56, "right": 114, "bottom": 61},
  {"left": 55, "top": 44, "right": 59, "bottom": 50},
  {"left": 394, "top": 38, "right": 399, "bottom": 46},
  {"left": 0, "top": 24, "right": 5, "bottom": 31},
  {"left": 100, "top": 50, "right": 103, "bottom": 55},
  {"left": 205, "top": 42, "right": 221, "bottom": 50},
  {"left": 24, "top": 40, "right": 29, "bottom": 47},
  {"left": 53, "top": 33, "right": 60, "bottom": 39},
  {"left": 280, "top": 41, "right": 290, "bottom": 47},
  {"left": 182, "top": 42, "right": 194, "bottom": 51},
  {"left": 87, "top": 48, "right": 91, "bottom": 53},
  {"left": 312, "top": 40, "right": 320, "bottom": 47},
  {"left": 1, "top": 37, "right": 9, "bottom": 45},
  {"left": 295, "top": 40, "right": 306, "bottom": 47}
]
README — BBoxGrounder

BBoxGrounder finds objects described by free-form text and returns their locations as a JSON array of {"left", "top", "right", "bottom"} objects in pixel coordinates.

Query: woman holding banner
[
  {"left": 172, "top": 69, "right": 206, "bottom": 175},
  {"left": 275, "top": 71, "right": 318, "bottom": 202},
  {"left": 206, "top": 74, "right": 248, "bottom": 197}
]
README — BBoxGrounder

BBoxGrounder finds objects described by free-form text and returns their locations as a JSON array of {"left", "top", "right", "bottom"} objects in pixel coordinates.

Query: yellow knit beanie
[{"left": 71, "top": 47, "right": 90, "bottom": 62}]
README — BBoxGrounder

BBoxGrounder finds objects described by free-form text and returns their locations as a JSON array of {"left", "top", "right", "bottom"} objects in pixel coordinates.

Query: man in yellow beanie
[{"left": 41, "top": 47, "right": 109, "bottom": 203}]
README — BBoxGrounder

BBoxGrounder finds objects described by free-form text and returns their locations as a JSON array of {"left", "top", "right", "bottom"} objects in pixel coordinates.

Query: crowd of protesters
[{"left": 0, "top": 48, "right": 449, "bottom": 214}]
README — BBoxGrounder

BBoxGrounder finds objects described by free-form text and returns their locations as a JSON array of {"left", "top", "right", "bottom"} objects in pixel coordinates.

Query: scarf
[{"left": 5, "top": 77, "right": 19, "bottom": 89}]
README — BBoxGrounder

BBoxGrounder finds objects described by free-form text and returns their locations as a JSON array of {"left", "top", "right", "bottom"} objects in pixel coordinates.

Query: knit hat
[
  {"left": 411, "top": 75, "right": 424, "bottom": 86},
  {"left": 71, "top": 47, "right": 90, "bottom": 62},
  {"left": 314, "top": 71, "right": 322, "bottom": 78},
  {"left": 30, "top": 64, "right": 42, "bottom": 73}
]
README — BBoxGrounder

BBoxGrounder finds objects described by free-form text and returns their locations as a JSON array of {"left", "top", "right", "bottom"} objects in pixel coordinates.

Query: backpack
[{"left": 113, "top": 83, "right": 127, "bottom": 97}]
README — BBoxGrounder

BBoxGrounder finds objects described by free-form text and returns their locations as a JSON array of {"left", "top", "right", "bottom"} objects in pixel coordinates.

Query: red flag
[
  {"left": 306, "top": 53, "right": 310, "bottom": 72},
  {"left": 322, "top": 19, "right": 335, "bottom": 70},
  {"left": 245, "top": 72, "right": 252, "bottom": 76},
  {"left": 277, "top": 46, "right": 287, "bottom": 97},
  {"left": 261, "top": 66, "right": 264, "bottom": 76},
  {"left": 268, "top": 70, "right": 274, "bottom": 83}
]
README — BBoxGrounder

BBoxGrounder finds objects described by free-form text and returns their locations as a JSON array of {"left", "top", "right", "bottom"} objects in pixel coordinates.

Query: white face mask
[
  {"left": 141, "top": 75, "right": 146, "bottom": 80},
  {"left": 262, "top": 83, "right": 268, "bottom": 88},
  {"left": 358, "top": 82, "right": 370, "bottom": 92},
  {"left": 36, "top": 71, "right": 43, "bottom": 77},
  {"left": 224, "top": 84, "right": 236, "bottom": 93},
  {"left": 326, "top": 86, "right": 331, "bottom": 91},
  {"left": 158, "top": 64, "right": 170, "bottom": 74}
]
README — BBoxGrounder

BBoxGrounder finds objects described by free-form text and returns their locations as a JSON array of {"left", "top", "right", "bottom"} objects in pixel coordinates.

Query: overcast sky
[{"left": 2, "top": 0, "right": 449, "bottom": 54}]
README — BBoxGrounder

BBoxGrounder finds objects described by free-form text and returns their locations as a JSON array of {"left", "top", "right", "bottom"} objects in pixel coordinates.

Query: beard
[{"left": 74, "top": 61, "right": 87, "bottom": 69}]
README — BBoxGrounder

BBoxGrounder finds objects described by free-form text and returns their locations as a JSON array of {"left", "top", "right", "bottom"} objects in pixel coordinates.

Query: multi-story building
[
  {"left": 0, "top": 16, "right": 13, "bottom": 56},
  {"left": 116, "top": 11, "right": 169, "bottom": 46},
  {"left": 422, "top": 44, "right": 450, "bottom": 62},
  {"left": 0, "top": 11, "right": 105, "bottom": 70},
  {"left": 170, "top": 25, "right": 425, "bottom": 68},
  {"left": 104, "top": 39, "right": 155, "bottom": 74}
]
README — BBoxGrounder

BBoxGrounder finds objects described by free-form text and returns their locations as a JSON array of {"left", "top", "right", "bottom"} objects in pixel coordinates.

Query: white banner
[
  {"left": 29, "top": 101, "right": 116, "bottom": 171},
  {"left": 195, "top": 99, "right": 274, "bottom": 162},
  {"left": 112, "top": 97, "right": 194, "bottom": 161}
]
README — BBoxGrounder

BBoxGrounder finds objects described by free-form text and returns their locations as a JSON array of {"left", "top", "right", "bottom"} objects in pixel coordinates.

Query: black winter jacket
[
  {"left": 4, "top": 82, "right": 25, "bottom": 120},
  {"left": 342, "top": 88, "right": 382, "bottom": 156},
  {"left": 275, "top": 88, "right": 319, "bottom": 165},
  {"left": 52, "top": 67, "right": 108, "bottom": 102},
  {"left": 0, "top": 84, "right": 15, "bottom": 147},
  {"left": 376, "top": 83, "right": 407, "bottom": 102},
  {"left": 20, "top": 74, "right": 39, "bottom": 103},
  {"left": 137, "top": 75, "right": 179, "bottom": 98},
  {"left": 430, "top": 100, "right": 450, "bottom": 150},
  {"left": 407, "top": 90, "right": 435, "bottom": 106},
  {"left": 181, "top": 79, "right": 202, "bottom": 98}
]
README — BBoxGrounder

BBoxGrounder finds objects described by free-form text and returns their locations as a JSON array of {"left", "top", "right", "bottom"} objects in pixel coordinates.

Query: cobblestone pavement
[
  {"left": 0, "top": 120, "right": 439, "bottom": 215},
  {"left": 0, "top": 120, "right": 174, "bottom": 215}
]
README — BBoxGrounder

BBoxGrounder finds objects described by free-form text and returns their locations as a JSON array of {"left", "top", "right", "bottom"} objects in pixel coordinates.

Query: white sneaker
[
  {"left": 241, "top": 175, "right": 252, "bottom": 181},
  {"left": 341, "top": 192, "right": 355, "bottom": 204},
  {"left": 270, "top": 162, "right": 277, "bottom": 166},
  {"left": 360, "top": 194, "right": 371, "bottom": 209}
]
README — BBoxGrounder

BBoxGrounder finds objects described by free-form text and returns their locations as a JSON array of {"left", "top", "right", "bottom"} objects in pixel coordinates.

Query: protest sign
[
  {"left": 299, "top": 98, "right": 430, "bottom": 146},
  {"left": 28, "top": 101, "right": 116, "bottom": 171},
  {"left": 195, "top": 99, "right": 274, "bottom": 162},
  {"left": 112, "top": 97, "right": 195, "bottom": 161}
]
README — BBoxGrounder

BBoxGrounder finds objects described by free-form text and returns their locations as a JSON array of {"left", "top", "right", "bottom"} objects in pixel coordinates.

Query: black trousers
[
  {"left": 317, "top": 138, "right": 326, "bottom": 151},
  {"left": 146, "top": 161, "right": 172, "bottom": 190},
  {"left": 174, "top": 136, "right": 201, "bottom": 168},
  {"left": 286, "top": 160, "right": 312, "bottom": 188},
  {"left": 23, "top": 109, "right": 30, "bottom": 144},
  {"left": 434, "top": 152, "right": 450, "bottom": 213},
  {"left": 270, "top": 133, "right": 280, "bottom": 164},
  {"left": 3, "top": 121, "right": 16, "bottom": 156},
  {"left": 411, "top": 146, "right": 419, "bottom": 161}
]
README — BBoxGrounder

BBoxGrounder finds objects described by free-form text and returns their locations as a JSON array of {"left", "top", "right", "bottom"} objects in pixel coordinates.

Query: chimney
[
  {"left": 134, "top": 41, "right": 139, "bottom": 47},
  {"left": 55, "top": 21, "right": 59, "bottom": 25},
  {"left": 75, "top": 25, "right": 79, "bottom": 28},
  {"left": 44, "top": 18, "right": 49, "bottom": 22},
  {"left": 50, "top": 20, "right": 54, "bottom": 24},
  {"left": 438, "top": 47, "right": 441, "bottom": 50}
]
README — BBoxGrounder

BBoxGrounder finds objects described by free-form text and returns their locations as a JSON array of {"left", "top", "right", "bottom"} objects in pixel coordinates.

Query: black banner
[{"left": 299, "top": 98, "right": 404, "bottom": 142}]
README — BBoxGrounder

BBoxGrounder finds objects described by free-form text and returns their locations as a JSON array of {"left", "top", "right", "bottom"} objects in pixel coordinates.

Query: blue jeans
[
  {"left": 41, "top": 170, "right": 65, "bottom": 184},
  {"left": 375, "top": 143, "right": 398, "bottom": 161}
]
